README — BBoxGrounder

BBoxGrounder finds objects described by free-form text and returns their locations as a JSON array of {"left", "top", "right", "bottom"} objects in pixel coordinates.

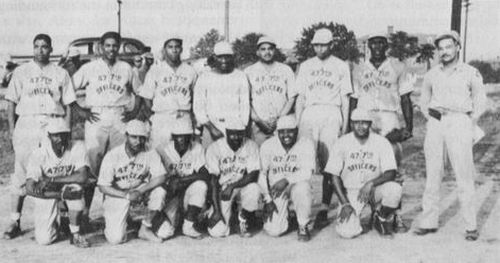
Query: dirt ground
[{"left": 0, "top": 88, "right": 499, "bottom": 263}]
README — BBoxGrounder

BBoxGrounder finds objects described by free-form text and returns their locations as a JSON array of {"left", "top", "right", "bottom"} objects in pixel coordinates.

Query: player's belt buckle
[{"left": 218, "top": 118, "right": 225, "bottom": 122}]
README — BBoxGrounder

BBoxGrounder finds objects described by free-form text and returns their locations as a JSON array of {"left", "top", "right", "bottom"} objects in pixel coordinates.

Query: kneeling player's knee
[
  {"left": 382, "top": 182, "right": 402, "bottom": 207},
  {"left": 240, "top": 183, "right": 260, "bottom": 211},
  {"left": 190, "top": 180, "right": 208, "bottom": 195},
  {"left": 66, "top": 199, "right": 85, "bottom": 211},
  {"left": 147, "top": 187, "right": 166, "bottom": 211},
  {"left": 35, "top": 231, "right": 56, "bottom": 246},
  {"left": 187, "top": 180, "right": 208, "bottom": 207},
  {"left": 208, "top": 221, "right": 229, "bottom": 238},
  {"left": 105, "top": 231, "right": 126, "bottom": 245},
  {"left": 264, "top": 221, "right": 287, "bottom": 237}
]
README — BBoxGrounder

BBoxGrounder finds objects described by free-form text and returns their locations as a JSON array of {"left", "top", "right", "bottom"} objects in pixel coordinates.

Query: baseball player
[
  {"left": 415, "top": 31, "right": 486, "bottom": 241},
  {"left": 294, "top": 28, "right": 353, "bottom": 225},
  {"left": 72, "top": 31, "right": 140, "bottom": 222},
  {"left": 25, "top": 118, "right": 90, "bottom": 247},
  {"left": 350, "top": 32, "right": 414, "bottom": 232},
  {"left": 205, "top": 121, "right": 261, "bottom": 238},
  {"left": 97, "top": 120, "right": 167, "bottom": 244},
  {"left": 324, "top": 109, "right": 402, "bottom": 238},
  {"left": 193, "top": 42, "right": 250, "bottom": 148},
  {"left": 139, "top": 36, "right": 198, "bottom": 149},
  {"left": 244, "top": 36, "right": 296, "bottom": 145},
  {"left": 259, "top": 115, "right": 315, "bottom": 241},
  {"left": 155, "top": 118, "right": 209, "bottom": 239},
  {"left": 4, "top": 34, "right": 77, "bottom": 239}
]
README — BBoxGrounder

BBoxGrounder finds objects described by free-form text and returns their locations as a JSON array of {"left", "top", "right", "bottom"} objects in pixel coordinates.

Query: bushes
[{"left": 469, "top": 60, "right": 500, "bottom": 83}]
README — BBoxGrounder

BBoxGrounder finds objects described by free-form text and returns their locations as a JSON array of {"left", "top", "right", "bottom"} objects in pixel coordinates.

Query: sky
[{"left": 0, "top": 0, "right": 499, "bottom": 61}]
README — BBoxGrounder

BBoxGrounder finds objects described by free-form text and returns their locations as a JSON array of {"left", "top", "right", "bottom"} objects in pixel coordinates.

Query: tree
[
  {"left": 190, "top": 29, "right": 225, "bottom": 59},
  {"left": 469, "top": 60, "right": 500, "bottom": 83},
  {"left": 294, "top": 22, "right": 360, "bottom": 62},
  {"left": 388, "top": 31, "right": 419, "bottom": 61},
  {"left": 232, "top": 32, "right": 286, "bottom": 67},
  {"left": 416, "top": 43, "right": 435, "bottom": 70}
]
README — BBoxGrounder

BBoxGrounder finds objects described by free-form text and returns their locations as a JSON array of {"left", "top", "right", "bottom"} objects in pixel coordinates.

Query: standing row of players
[{"left": 3, "top": 27, "right": 485, "bottom": 247}]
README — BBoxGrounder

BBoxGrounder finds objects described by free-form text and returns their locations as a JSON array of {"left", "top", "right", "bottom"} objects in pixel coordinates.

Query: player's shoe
[
  {"left": 138, "top": 224, "right": 163, "bottom": 243},
  {"left": 182, "top": 221, "right": 203, "bottom": 239},
  {"left": 465, "top": 230, "right": 479, "bottom": 241},
  {"left": 238, "top": 213, "right": 251, "bottom": 238},
  {"left": 314, "top": 209, "right": 329, "bottom": 229},
  {"left": 393, "top": 214, "right": 409, "bottom": 233},
  {"left": 297, "top": 224, "right": 311, "bottom": 242},
  {"left": 372, "top": 211, "right": 394, "bottom": 239},
  {"left": 413, "top": 228, "right": 438, "bottom": 236},
  {"left": 3, "top": 221, "right": 21, "bottom": 240},
  {"left": 70, "top": 233, "right": 90, "bottom": 248}
]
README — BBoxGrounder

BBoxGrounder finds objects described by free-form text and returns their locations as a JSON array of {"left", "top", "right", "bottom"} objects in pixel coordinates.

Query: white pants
[
  {"left": 156, "top": 180, "right": 208, "bottom": 239},
  {"left": 208, "top": 183, "right": 261, "bottom": 238},
  {"left": 150, "top": 111, "right": 191, "bottom": 149},
  {"left": 33, "top": 197, "right": 84, "bottom": 245},
  {"left": 369, "top": 110, "right": 403, "bottom": 166},
  {"left": 103, "top": 187, "right": 166, "bottom": 245},
  {"left": 299, "top": 105, "right": 342, "bottom": 171},
  {"left": 85, "top": 107, "right": 126, "bottom": 177},
  {"left": 11, "top": 115, "right": 57, "bottom": 195},
  {"left": 263, "top": 181, "right": 312, "bottom": 237},
  {"left": 420, "top": 113, "right": 476, "bottom": 231}
]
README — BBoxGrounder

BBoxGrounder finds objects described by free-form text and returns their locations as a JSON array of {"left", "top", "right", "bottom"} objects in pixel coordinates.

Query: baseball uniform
[
  {"left": 26, "top": 141, "right": 87, "bottom": 245},
  {"left": 325, "top": 133, "right": 402, "bottom": 236},
  {"left": 259, "top": 136, "right": 315, "bottom": 236},
  {"left": 294, "top": 55, "right": 353, "bottom": 170},
  {"left": 97, "top": 144, "right": 166, "bottom": 244},
  {"left": 419, "top": 62, "right": 486, "bottom": 232},
  {"left": 193, "top": 70, "right": 250, "bottom": 147},
  {"left": 205, "top": 138, "right": 261, "bottom": 237},
  {"left": 5, "top": 61, "right": 76, "bottom": 195},
  {"left": 139, "top": 61, "right": 197, "bottom": 148},
  {"left": 156, "top": 140, "right": 207, "bottom": 238},
  {"left": 72, "top": 58, "right": 139, "bottom": 177},
  {"left": 244, "top": 61, "right": 295, "bottom": 145}
]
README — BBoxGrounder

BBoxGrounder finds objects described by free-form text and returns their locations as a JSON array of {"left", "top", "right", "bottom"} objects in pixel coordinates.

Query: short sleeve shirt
[{"left": 158, "top": 141, "right": 205, "bottom": 177}]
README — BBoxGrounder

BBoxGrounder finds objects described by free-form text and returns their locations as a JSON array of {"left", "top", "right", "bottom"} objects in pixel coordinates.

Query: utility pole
[
  {"left": 463, "top": 0, "right": 471, "bottom": 62},
  {"left": 224, "top": 0, "right": 229, "bottom": 41},
  {"left": 451, "top": 0, "right": 462, "bottom": 33},
  {"left": 117, "top": 0, "right": 122, "bottom": 35}
]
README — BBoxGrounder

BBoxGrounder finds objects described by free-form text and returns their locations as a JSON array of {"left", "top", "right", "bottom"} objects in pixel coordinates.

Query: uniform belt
[
  {"left": 91, "top": 106, "right": 125, "bottom": 113},
  {"left": 434, "top": 107, "right": 471, "bottom": 116}
]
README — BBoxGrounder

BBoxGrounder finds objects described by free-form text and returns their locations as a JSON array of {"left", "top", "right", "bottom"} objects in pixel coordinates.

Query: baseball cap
[
  {"left": 67, "top": 47, "right": 80, "bottom": 57},
  {"left": 164, "top": 35, "right": 183, "bottom": 45},
  {"left": 214, "top": 42, "right": 234, "bottom": 56},
  {"left": 143, "top": 52, "right": 154, "bottom": 59},
  {"left": 276, "top": 115, "right": 298, "bottom": 130},
  {"left": 434, "top": 30, "right": 460, "bottom": 47},
  {"left": 172, "top": 117, "right": 194, "bottom": 135},
  {"left": 46, "top": 118, "right": 70, "bottom": 134},
  {"left": 311, "top": 28, "right": 333, "bottom": 44},
  {"left": 126, "top": 120, "right": 149, "bottom": 137},
  {"left": 257, "top": 36, "right": 276, "bottom": 47},
  {"left": 351, "top": 109, "right": 372, "bottom": 122},
  {"left": 225, "top": 119, "right": 246, "bottom": 131},
  {"left": 368, "top": 32, "right": 388, "bottom": 41}
]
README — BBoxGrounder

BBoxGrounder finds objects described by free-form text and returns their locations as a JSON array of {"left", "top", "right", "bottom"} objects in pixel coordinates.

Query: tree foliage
[
  {"left": 469, "top": 60, "right": 500, "bottom": 83},
  {"left": 416, "top": 43, "right": 436, "bottom": 70},
  {"left": 294, "top": 22, "right": 360, "bottom": 62},
  {"left": 232, "top": 32, "right": 286, "bottom": 67},
  {"left": 190, "top": 29, "right": 225, "bottom": 59},
  {"left": 388, "top": 31, "right": 419, "bottom": 61}
]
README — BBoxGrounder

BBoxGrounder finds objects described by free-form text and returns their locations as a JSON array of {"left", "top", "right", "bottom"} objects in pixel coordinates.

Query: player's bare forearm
[
  {"left": 368, "top": 169, "right": 397, "bottom": 187},
  {"left": 279, "top": 95, "right": 297, "bottom": 117},
  {"left": 228, "top": 170, "right": 259, "bottom": 190},
  {"left": 7, "top": 101, "right": 16, "bottom": 134},
  {"left": 341, "top": 94, "right": 350, "bottom": 134},
  {"left": 26, "top": 179, "right": 62, "bottom": 199},
  {"left": 209, "top": 174, "right": 223, "bottom": 214},
  {"left": 64, "top": 104, "right": 72, "bottom": 126},
  {"left": 98, "top": 185, "right": 128, "bottom": 199},
  {"left": 330, "top": 173, "right": 350, "bottom": 205},
  {"left": 347, "top": 97, "right": 358, "bottom": 133},
  {"left": 400, "top": 94, "right": 413, "bottom": 132},
  {"left": 295, "top": 94, "right": 305, "bottom": 121},
  {"left": 51, "top": 167, "right": 89, "bottom": 185},
  {"left": 135, "top": 175, "right": 166, "bottom": 195}
]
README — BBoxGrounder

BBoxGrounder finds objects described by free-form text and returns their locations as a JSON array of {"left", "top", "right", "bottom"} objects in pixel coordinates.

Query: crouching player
[
  {"left": 259, "top": 115, "right": 315, "bottom": 241},
  {"left": 205, "top": 121, "right": 261, "bottom": 238},
  {"left": 324, "top": 109, "right": 402, "bottom": 238},
  {"left": 156, "top": 118, "right": 209, "bottom": 239},
  {"left": 25, "top": 118, "right": 90, "bottom": 248},
  {"left": 97, "top": 120, "right": 167, "bottom": 244}
]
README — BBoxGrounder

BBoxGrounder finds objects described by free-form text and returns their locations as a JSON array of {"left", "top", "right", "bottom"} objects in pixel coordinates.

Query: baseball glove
[
  {"left": 385, "top": 128, "right": 407, "bottom": 143},
  {"left": 60, "top": 184, "right": 83, "bottom": 201}
]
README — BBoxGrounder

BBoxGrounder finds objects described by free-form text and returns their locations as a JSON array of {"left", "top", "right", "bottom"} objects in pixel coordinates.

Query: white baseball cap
[
  {"left": 434, "top": 30, "right": 460, "bottom": 47},
  {"left": 311, "top": 28, "right": 333, "bottom": 44},
  {"left": 276, "top": 115, "right": 298, "bottom": 130},
  {"left": 257, "top": 36, "right": 276, "bottom": 47},
  {"left": 351, "top": 109, "right": 372, "bottom": 122},
  {"left": 172, "top": 117, "right": 194, "bottom": 135},
  {"left": 126, "top": 120, "right": 149, "bottom": 137},
  {"left": 46, "top": 118, "right": 70, "bottom": 134},
  {"left": 214, "top": 42, "right": 234, "bottom": 56},
  {"left": 67, "top": 47, "right": 80, "bottom": 57},
  {"left": 225, "top": 119, "right": 246, "bottom": 131},
  {"left": 368, "top": 32, "right": 388, "bottom": 41},
  {"left": 165, "top": 35, "right": 183, "bottom": 45}
]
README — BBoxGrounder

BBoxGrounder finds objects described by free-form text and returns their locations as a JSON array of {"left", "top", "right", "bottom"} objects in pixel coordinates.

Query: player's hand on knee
[
  {"left": 60, "top": 184, "right": 83, "bottom": 200},
  {"left": 338, "top": 204, "right": 355, "bottom": 223},
  {"left": 81, "top": 109, "right": 100, "bottom": 123},
  {"left": 126, "top": 190, "right": 143, "bottom": 202},
  {"left": 358, "top": 181, "right": 374, "bottom": 204},
  {"left": 263, "top": 201, "right": 278, "bottom": 222},
  {"left": 401, "top": 127, "right": 412, "bottom": 141},
  {"left": 220, "top": 185, "right": 234, "bottom": 201},
  {"left": 271, "top": 179, "right": 289, "bottom": 199}
]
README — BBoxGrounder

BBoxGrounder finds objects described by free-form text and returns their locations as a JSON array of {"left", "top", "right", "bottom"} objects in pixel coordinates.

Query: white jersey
[
  {"left": 98, "top": 144, "right": 166, "bottom": 190},
  {"left": 294, "top": 56, "right": 352, "bottom": 107},
  {"left": 26, "top": 141, "right": 88, "bottom": 181},
  {"left": 158, "top": 141, "right": 205, "bottom": 177},
  {"left": 352, "top": 58, "right": 411, "bottom": 112},
  {"left": 72, "top": 58, "right": 139, "bottom": 107},
  {"left": 193, "top": 69, "right": 250, "bottom": 128},
  {"left": 244, "top": 61, "right": 295, "bottom": 121},
  {"left": 5, "top": 61, "right": 76, "bottom": 116},
  {"left": 259, "top": 136, "right": 315, "bottom": 195},
  {"left": 325, "top": 133, "right": 396, "bottom": 189},
  {"left": 206, "top": 138, "right": 260, "bottom": 187},
  {"left": 139, "top": 61, "right": 197, "bottom": 113}
]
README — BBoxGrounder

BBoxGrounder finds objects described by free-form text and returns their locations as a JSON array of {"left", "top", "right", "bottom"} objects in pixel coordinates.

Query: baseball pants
[
  {"left": 420, "top": 113, "right": 477, "bottom": 231},
  {"left": 335, "top": 182, "right": 402, "bottom": 238},
  {"left": 263, "top": 181, "right": 312, "bottom": 237},
  {"left": 103, "top": 187, "right": 166, "bottom": 245},
  {"left": 251, "top": 122, "right": 274, "bottom": 146},
  {"left": 369, "top": 110, "right": 403, "bottom": 166},
  {"left": 85, "top": 107, "right": 126, "bottom": 177},
  {"left": 150, "top": 111, "right": 191, "bottom": 149},
  {"left": 11, "top": 115, "right": 59, "bottom": 195},
  {"left": 200, "top": 117, "right": 230, "bottom": 148},
  {"left": 208, "top": 183, "right": 261, "bottom": 238},
  {"left": 156, "top": 180, "right": 208, "bottom": 239},
  {"left": 33, "top": 197, "right": 84, "bottom": 245},
  {"left": 298, "top": 105, "right": 342, "bottom": 171}
]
